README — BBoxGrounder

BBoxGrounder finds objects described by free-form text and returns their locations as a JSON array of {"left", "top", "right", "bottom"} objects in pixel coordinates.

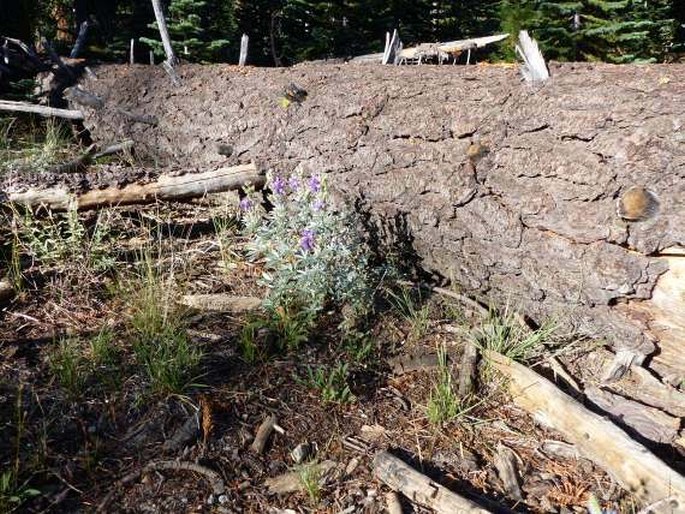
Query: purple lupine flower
[
  {"left": 272, "top": 175, "right": 287, "bottom": 196},
  {"left": 239, "top": 197, "right": 253, "bottom": 211},
  {"left": 312, "top": 199, "right": 325, "bottom": 212},
  {"left": 300, "top": 229, "right": 316, "bottom": 252},
  {"left": 288, "top": 176, "right": 300, "bottom": 192},
  {"left": 307, "top": 175, "right": 321, "bottom": 193}
]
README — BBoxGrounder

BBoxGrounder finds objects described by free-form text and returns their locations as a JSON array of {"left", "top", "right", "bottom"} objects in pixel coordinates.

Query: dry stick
[
  {"left": 178, "top": 294, "right": 263, "bottom": 314},
  {"left": 96, "top": 460, "right": 225, "bottom": 512},
  {"left": 129, "top": 38, "right": 135, "bottom": 65},
  {"left": 396, "top": 280, "right": 488, "bottom": 317},
  {"left": 238, "top": 34, "right": 249, "bottom": 66},
  {"left": 6, "top": 162, "right": 263, "bottom": 211},
  {"left": 70, "top": 20, "right": 90, "bottom": 59},
  {"left": 486, "top": 350, "right": 685, "bottom": 506},
  {"left": 150, "top": 0, "right": 177, "bottom": 66},
  {"left": 0, "top": 100, "right": 84, "bottom": 120},
  {"left": 251, "top": 414, "right": 277, "bottom": 454},
  {"left": 373, "top": 451, "right": 492, "bottom": 514}
]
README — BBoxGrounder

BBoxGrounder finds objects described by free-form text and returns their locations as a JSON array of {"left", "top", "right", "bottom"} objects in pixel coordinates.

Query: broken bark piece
[
  {"left": 264, "top": 460, "right": 336, "bottom": 494},
  {"left": 162, "top": 413, "right": 199, "bottom": 452},
  {"left": 178, "top": 294, "right": 262, "bottom": 314},
  {"left": 487, "top": 350, "right": 685, "bottom": 505},
  {"left": 493, "top": 444, "right": 523, "bottom": 501},
  {"left": 0, "top": 99, "right": 84, "bottom": 120},
  {"left": 585, "top": 386, "right": 681, "bottom": 445},
  {"left": 621, "top": 366, "right": 685, "bottom": 418},
  {"left": 6, "top": 162, "right": 263, "bottom": 211},
  {"left": 251, "top": 414, "right": 277, "bottom": 454},
  {"left": 373, "top": 451, "right": 492, "bottom": 513},
  {"left": 457, "top": 341, "right": 479, "bottom": 397}
]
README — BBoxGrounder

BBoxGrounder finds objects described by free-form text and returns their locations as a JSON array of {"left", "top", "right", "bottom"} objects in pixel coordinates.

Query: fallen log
[
  {"left": 27, "top": 63, "right": 685, "bottom": 384},
  {"left": 0, "top": 100, "right": 84, "bottom": 120},
  {"left": 487, "top": 350, "right": 685, "bottom": 507},
  {"left": 353, "top": 34, "right": 509, "bottom": 63},
  {"left": 5, "top": 162, "right": 262, "bottom": 211},
  {"left": 373, "top": 450, "right": 491, "bottom": 513}
]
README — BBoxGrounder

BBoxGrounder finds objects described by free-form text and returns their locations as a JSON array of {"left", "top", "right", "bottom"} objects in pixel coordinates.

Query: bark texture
[{"left": 58, "top": 63, "right": 685, "bottom": 380}]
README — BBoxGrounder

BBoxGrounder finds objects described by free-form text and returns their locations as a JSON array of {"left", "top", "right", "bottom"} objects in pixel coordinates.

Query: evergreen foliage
[
  {"left": 141, "top": 0, "right": 236, "bottom": 62},
  {"left": 8, "top": 0, "right": 685, "bottom": 65}
]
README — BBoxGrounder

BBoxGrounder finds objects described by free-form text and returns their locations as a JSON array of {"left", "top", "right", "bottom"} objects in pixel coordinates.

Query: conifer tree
[{"left": 142, "top": 0, "right": 235, "bottom": 62}]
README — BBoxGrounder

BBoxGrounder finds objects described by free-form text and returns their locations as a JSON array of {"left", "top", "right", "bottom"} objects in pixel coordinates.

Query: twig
[
  {"left": 251, "top": 414, "right": 277, "bottom": 454},
  {"left": 96, "top": 460, "right": 225, "bottom": 512},
  {"left": 396, "top": 280, "right": 487, "bottom": 317}
]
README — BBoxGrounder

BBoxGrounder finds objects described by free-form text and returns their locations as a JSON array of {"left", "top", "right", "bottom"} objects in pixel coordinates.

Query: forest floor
[{"left": 0, "top": 116, "right": 672, "bottom": 514}]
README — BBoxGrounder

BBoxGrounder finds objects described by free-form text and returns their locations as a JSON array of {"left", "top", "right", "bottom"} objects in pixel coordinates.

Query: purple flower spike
[
  {"left": 307, "top": 175, "right": 321, "bottom": 193},
  {"left": 288, "top": 176, "right": 300, "bottom": 191},
  {"left": 272, "top": 175, "right": 287, "bottom": 196},
  {"left": 300, "top": 229, "right": 316, "bottom": 252},
  {"left": 239, "top": 197, "right": 253, "bottom": 211},
  {"left": 312, "top": 199, "right": 325, "bottom": 212}
]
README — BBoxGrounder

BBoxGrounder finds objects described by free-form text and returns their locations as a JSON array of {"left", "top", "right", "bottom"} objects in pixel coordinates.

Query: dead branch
[
  {"left": 486, "top": 351, "right": 685, "bottom": 505},
  {"left": 251, "top": 414, "right": 277, "bottom": 454},
  {"left": 0, "top": 100, "right": 84, "bottom": 120},
  {"left": 373, "top": 451, "right": 492, "bottom": 513},
  {"left": 5, "top": 162, "right": 263, "bottom": 211},
  {"left": 96, "top": 459, "right": 224, "bottom": 513},
  {"left": 178, "top": 294, "right": 263, "bottom": 314}
]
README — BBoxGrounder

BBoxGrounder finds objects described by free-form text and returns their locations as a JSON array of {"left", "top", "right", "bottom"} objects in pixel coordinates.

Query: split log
[
  {"left": 40, "top": 63, "right": 685, "bottom": 384},
  {"left": 5, "top": 162, "right": 262, "bottom": 211},
  {"left": 487, "top": 351, "right": 685, "bottom": 507},
  {"left": 0, "top": 100, "right": 84, "bottom": 120},
  {"left": 373, "top": 451, "right": 491, "bottom": 513}
]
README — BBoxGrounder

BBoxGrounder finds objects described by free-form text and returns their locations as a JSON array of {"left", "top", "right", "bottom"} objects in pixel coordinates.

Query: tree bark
[{"left": 53, "top": 63, "right": 685, "bottom": 383}]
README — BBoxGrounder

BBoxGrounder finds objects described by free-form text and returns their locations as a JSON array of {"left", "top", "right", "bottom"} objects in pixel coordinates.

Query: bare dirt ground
[{"left": 0, "top": 189, "right": 647, "bottom": 514}]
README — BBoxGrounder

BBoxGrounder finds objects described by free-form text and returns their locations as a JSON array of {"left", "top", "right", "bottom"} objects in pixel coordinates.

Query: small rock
[
  {"left": 291, "top": 441, "right": 317, "bottom": 464},
  {"left": 206, "top": 494, "right": 214, "bottom": 505},
  {"left": 218, "top": 494, "right": 229, "bottom": 504}
]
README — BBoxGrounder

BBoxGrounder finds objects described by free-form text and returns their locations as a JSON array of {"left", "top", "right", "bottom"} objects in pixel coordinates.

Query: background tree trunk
[{"left": 58, "top": 62, "right": 685, "bottom": 383}]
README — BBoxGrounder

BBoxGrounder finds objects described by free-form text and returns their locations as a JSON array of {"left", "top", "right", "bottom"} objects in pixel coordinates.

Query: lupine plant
[{"left": 241, "top": 170, "right": 374, "bottom": 331}]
